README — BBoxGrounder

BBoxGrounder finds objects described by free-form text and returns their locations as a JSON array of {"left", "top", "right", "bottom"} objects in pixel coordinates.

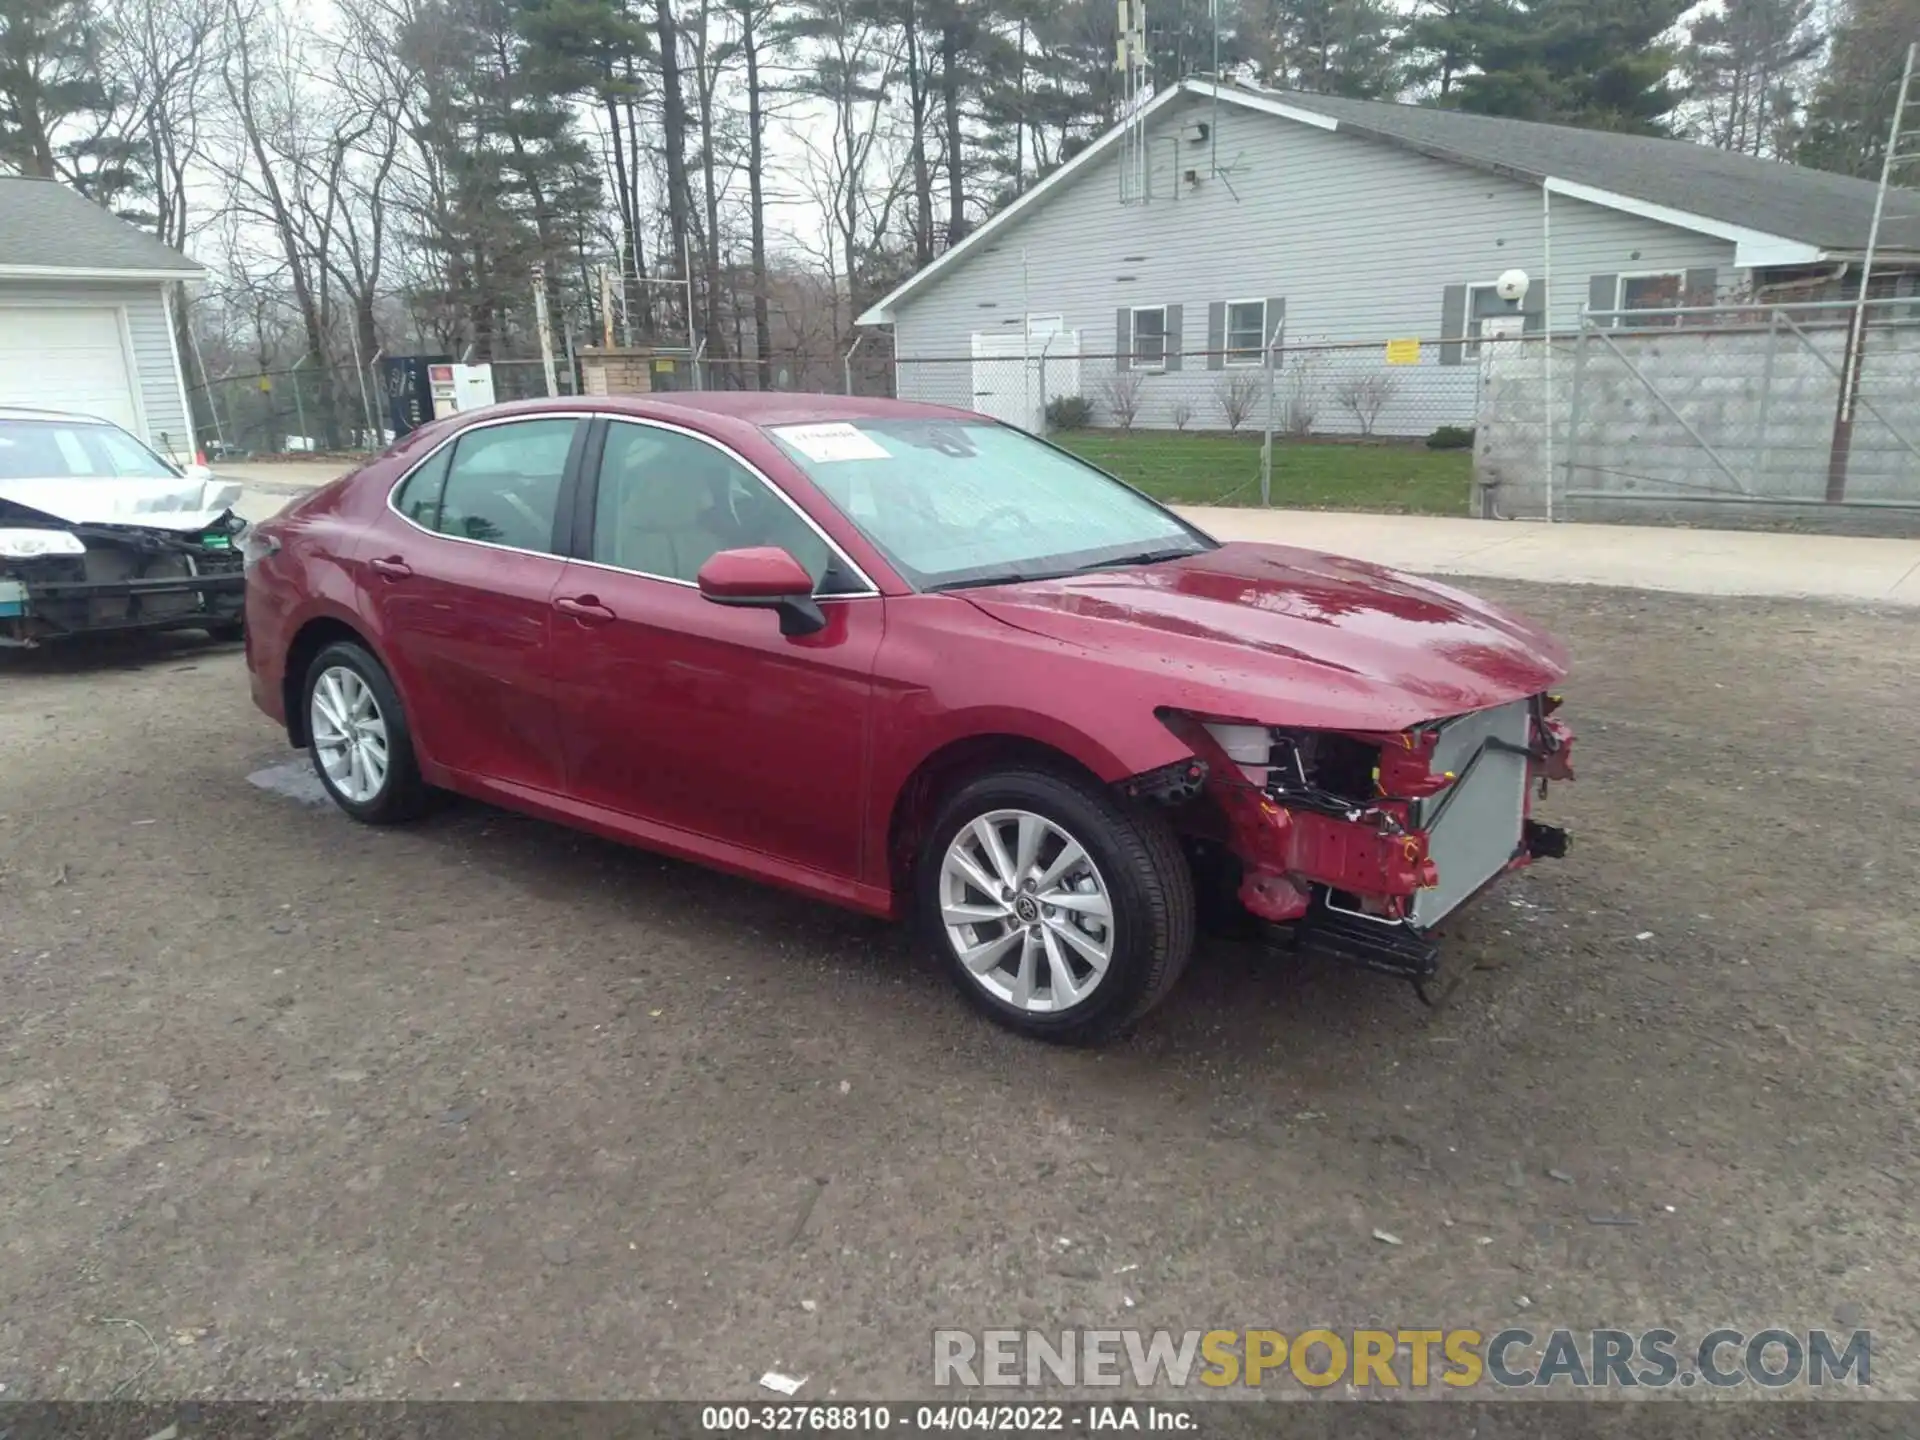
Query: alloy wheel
[
  {"left": 310, "top": 664, "right": 390, "bottom": 804},
  {"left": 938, "top": 808, "right": 1115, "bottom": 1013}
]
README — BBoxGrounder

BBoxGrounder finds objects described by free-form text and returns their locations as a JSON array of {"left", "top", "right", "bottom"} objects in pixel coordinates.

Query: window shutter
[
  {"left": 1266, "top": 298, "right": 1286, "bottom": 352},
  {"left": 1165, "top": 304, "right": 1184, "bottom": 371},
  {"left": 1207, "top": 301, "right": 1226, "bottom": 370},
  {"left": 1439, "top": 285, "right": 1467, "bottom": 366},
  {"left": 1684, "top": 266, "right": 1717, "bottom": 309},
  {"left": 1588, "top": 273, "right": 1617, "bottom": 326},
  {"left": 1115, "top": 307, "right": 1131, "bottom": 371}
]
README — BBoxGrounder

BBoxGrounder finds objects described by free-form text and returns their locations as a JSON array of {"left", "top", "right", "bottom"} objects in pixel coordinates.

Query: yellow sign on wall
[{"left": 1385, "top": 339, "right": 1421, "bottom": 365}]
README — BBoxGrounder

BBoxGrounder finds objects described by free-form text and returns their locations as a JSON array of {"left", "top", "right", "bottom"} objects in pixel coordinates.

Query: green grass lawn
[{"left": 1050, "top": 430, "right": 1471, "bottom": 513}]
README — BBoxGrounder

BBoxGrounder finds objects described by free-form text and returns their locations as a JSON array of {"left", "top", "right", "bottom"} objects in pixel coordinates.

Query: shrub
[
  {"left": 1212, "top": 372, "right": 1260, "bottom": 432},
  {"left": 1044, "top": 394, "right": 1093, "bottom": 431},
  {"left": 1331, "top": 372, "right": 1400, "bottom": 437},
  {"left": 1098, "top": 371, "right": 1145, "bottom": 431},
  {"left": 1426, "top": 424, "right": 1475, "bottom": 450},
  {"left": 1171, "top": 399, "right": 1195, "bottom": 431}
]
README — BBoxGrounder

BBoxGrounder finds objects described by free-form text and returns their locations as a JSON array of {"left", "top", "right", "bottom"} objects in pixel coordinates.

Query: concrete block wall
[{"left": 1475, "top": 323, "right": 1920, "bottom": 531}]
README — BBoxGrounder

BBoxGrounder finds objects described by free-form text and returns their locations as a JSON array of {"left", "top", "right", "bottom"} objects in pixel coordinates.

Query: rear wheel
[
  {"left": 303, "top": 641, "right": 427, "bottom": 824},
  {"left": 917, "top": 768, "right": 1195, "bottom": 1044}
]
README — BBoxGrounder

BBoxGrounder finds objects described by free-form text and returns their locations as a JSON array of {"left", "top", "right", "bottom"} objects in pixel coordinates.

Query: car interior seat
[{"left": 606, "top": 445, "right": 738, "bottom": 581}]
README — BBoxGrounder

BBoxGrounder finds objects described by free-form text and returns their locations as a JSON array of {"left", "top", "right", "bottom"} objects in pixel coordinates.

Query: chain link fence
[
  {"left": 191, "top": 362, "right": 385, "bottom": 458},
  {"left": 190, "top": 299, "right": 1920, "bottom": 532},
  {"left": 191, "top": 355, "right": 586, "bottom": 458},
  {"left": 869, "top": 341, "right": 1478, "bottom": 509},
  {"left": 881, "top": 343, "right": 1479, "bottom": 443}
]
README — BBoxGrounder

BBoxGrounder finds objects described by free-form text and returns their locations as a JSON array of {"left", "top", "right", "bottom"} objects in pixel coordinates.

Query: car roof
[
  {"left": 606, "top": 391, "right": 975, "bottom": 426},
  {"left": 455, "top": 391, "right": 976, "bottom": 430},
  {"left": 0, "top": 405, "right": 117, "bottom": 425}
]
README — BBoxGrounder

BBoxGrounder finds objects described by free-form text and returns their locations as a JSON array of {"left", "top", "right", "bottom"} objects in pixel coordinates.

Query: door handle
[
  {"left": 554, "top": 594, "right": 616, "bottom": 625},
  {"left": 369, "top": 555, "right": 412, "bottom": 580}
]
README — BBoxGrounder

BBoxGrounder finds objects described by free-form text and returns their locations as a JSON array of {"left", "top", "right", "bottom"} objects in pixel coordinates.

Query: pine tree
[
  {"left": 1681, "top": 0, "right": 1820, "bottom": 157},
  {"left": 1449, "top": 0, "right": 1689, "bottom": 133},
  {"left": 0, "top": 0, "right": 143, "bottom": 201},
  {"left": 1796, "top": 0, "right": 1920, "bottom": 177},
  {"left": 399, "top": 0, "right": 602, "bottom": 357},
  {"left": 1239, "top": 0, "right": 1403, "bottom": 96},
  {"left": 1398, "top": 0, "right": 1482, "bottom": 99}
]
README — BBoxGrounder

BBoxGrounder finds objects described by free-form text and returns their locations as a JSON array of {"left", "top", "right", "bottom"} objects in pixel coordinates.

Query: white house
[
  {"left": 858, "top": 79, "right": 1920, "bottom": 436},
  {"left": 0, "top": 176, "right": 204, "bottom": 460}
]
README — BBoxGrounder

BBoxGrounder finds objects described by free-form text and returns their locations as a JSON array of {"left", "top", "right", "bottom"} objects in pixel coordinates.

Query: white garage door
[{"left": 0, "top": 306, "right": 141, "bottom": 433}]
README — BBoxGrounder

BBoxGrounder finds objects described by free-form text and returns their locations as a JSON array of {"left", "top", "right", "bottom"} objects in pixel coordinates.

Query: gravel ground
[{"left": 1, "top": 580, "right": 1915, "bottom": 1403}]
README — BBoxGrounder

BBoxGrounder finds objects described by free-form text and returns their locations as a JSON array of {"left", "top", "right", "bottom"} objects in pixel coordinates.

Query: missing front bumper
[{"left": 0, "top": 570, "right": 245, "bottom": 645}]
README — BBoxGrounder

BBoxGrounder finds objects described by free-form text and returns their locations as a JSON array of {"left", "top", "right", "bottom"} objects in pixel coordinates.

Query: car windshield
[
  {"left": 0, "top": 418, "right": 181, "bottom": 481},
  {"left": 766, "top": 418, "right": 1210, "bottom": 590}
]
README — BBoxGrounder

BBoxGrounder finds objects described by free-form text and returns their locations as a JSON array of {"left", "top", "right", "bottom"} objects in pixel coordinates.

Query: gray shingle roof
[
  {"left": 1235, "top": 83, "right": 1920, "bottom": 255},
  {"left": 0, "top": 176, "right": 201, "bottom": 274}
]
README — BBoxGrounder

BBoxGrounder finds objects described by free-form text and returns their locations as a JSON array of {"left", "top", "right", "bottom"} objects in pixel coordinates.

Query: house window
[
  {"left": 1464, "top": 282, "right": 1509, "bottom": 357},
  {"left": 1131, "top": 306, "right": 1167, "bottom": 370},
  {"left": 1225, "top": 299, "right": 1266, "bottom": 364},
  {"left": 1616, "top": 272, "right": 1685, "bottom": 325}
]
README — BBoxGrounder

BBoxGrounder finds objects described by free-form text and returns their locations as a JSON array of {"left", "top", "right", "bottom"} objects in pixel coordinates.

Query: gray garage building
[{"left": 0, "top": 175, "right": 203, "bottom": 460}]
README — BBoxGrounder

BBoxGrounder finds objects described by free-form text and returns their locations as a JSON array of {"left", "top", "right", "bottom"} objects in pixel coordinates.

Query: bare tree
[
  {"left": 1171, "top": 398, "right": 1194, "bottom": 431},
  {"left": 1213, "top": 371, "right": 1259, "bottom": 432},
  {"left": 102, "top": 0, "right": 222, "bottom": 250},
  {"left": 216, "top": 0, "right": 346, "bottom": 440},
  {"left": 781, "top": 0, "right": 907, "bottom": 318},
  {"left": 1098, "top": 370, "right": 1144, "bottom": 431},
  {"left": 1332, "top": 371, "right": 1399, "bottom": 436},
  {"left": 1282, "top": 352, "right": 1325, "bottom": 437}
]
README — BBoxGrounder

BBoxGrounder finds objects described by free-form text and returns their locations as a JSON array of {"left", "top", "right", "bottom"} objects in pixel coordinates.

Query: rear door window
[
  {"left": 392, "top": 448, "right": 453, "bottom": 528},
  {"left": 420, "top": 419, "right": 578, "bottom": 553}
]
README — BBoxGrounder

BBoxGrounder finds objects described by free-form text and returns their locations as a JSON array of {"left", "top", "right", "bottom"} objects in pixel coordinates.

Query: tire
[
  {"left": 916, "top": 767, "right": 1196, "bottom": 1044},
  {"left": 302, "top": 640, "right": 428, "bottom": 825}
]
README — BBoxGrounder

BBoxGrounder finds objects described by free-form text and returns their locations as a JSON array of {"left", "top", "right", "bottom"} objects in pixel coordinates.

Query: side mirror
[{"left": 696, "top": 546, "right": 826, "bottom": 636}]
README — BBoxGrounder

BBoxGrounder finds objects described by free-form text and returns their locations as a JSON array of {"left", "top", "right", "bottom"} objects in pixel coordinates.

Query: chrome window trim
[
  {"left": 384, "top": 411, "right": 597, "bottom": 559},
  {"left": 586, "top": 414, "right": 881, "bottom": 599},
  {"left": 382, "top": 409, "right": 882, "bottom": 598}
]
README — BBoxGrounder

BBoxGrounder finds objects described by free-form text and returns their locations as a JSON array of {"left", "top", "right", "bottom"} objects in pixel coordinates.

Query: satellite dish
[{"left": 1495, "top": 269, "right": 1531, "bottom": 303}]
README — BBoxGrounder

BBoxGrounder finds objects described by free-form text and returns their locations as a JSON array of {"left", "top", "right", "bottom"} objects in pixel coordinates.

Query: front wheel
[
  {"left": 917, "top": 768, "right": 1196, "bottom": 1044},
  {"left": 303, "top": 640, "right": 428, "bottom": 824}
]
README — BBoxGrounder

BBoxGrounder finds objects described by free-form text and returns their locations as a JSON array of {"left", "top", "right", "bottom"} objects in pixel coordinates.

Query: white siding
[
  {"left": 0, "top": 278, "right": 191, "bottom": 452},
  {"left": 891, "top": 94, "right": 1738, "bottom": 431}
]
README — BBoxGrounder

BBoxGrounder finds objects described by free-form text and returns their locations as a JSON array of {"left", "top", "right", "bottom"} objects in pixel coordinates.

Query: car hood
[
  {"left": 959, "top": 541, "right": 1568, "bottom": 730},
  {"left": 0, "top": 475, "right": 244, "bottom": 532}
]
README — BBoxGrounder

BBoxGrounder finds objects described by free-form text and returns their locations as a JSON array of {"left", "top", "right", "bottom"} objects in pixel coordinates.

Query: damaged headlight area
[
  {"left": 0, "top": 514, "right": 248, "bottom": 647},
  {"left": 1149, "top": 701, "right": 1576, "bottom": 996},
  {"left": 0, "top": 528, "right": 88, "bottom": 558}
]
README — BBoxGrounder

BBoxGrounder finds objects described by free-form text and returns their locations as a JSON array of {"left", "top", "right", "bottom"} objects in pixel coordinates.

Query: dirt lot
[{"left": 1, "top": 580, "right": 1916, "bottom": 1403}]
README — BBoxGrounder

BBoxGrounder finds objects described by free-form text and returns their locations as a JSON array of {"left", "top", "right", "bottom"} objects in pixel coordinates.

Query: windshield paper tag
[{"left": 774, "top": 422, "right": 891, "bottom": 463}]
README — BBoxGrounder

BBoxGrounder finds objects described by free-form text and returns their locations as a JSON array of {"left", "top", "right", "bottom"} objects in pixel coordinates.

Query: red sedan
[{"left": 242, "top": 394, "right": 1574, "bottom": 1042}]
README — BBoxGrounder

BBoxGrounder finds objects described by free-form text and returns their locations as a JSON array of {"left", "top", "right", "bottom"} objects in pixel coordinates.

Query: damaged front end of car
[
  {"left": 0, "top": 505, "right": 249, "bottom": 647},
  {"left": 1128, "top": 698, "right": 1576, "bottom": 1000}
]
